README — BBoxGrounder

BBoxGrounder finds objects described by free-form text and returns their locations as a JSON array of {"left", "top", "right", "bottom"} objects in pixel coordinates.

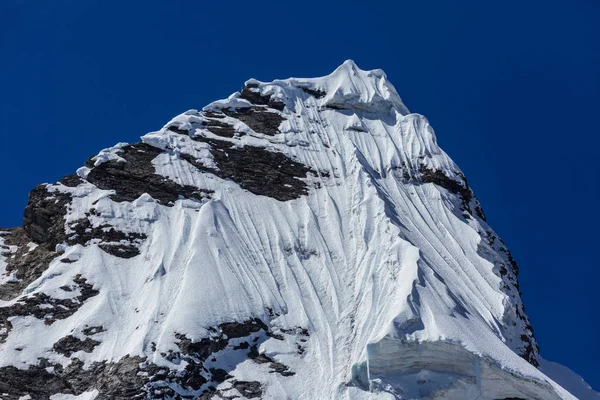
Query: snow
[
  {"left": 49, "top": 390, "right": 99, "bottom": 400},
  {"left": 0, "top": 60, "right": 596, "bottom": 399}
]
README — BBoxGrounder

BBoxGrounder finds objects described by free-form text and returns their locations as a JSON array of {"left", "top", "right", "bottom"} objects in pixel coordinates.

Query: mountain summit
[{"left": 0, "top": 61, "right": 596, "bottom": 399}]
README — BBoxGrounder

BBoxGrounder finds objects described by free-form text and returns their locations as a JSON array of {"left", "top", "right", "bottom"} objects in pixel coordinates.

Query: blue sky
[{"left": 1, "top": 0, "right": 598, "bottom": 388}]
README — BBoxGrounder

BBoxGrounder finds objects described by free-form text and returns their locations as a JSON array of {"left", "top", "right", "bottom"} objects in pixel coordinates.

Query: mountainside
[{"left": 0, "top": 61, "right": 596, "bottom": 400}]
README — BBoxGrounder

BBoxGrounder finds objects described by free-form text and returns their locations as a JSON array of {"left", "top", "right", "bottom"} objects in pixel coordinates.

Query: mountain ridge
[{"left": 0, "top": 61, "right": 596, "bottom": 399}]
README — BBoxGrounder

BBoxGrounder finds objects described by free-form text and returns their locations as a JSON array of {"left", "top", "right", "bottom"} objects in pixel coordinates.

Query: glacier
[{"left": 0, "top": 60, "right": 597, "bottom": 399}]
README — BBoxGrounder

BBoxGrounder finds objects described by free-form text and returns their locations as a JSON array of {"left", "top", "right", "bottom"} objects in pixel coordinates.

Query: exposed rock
[
  {"left": 0, "top": 274, "right": 98, "bottom": 342},
  {"left": 231, "top": 380, "right": 262, "bottom": 398},
  {"left": 22, "top": 184, "right": 72, "bottom": 249},
  {"left": 300, "top": 86, "right": 327, "bottom": 99},
  {"left": 220, "top": 318, "right": 268, "bottom": 338},
  {"left": 476, "top": 231, "right": 539, "bottom": 367},
  {"left": 184, "top": 137, "right": 316, "bottom": 201},
  {"left": 59, "top": 174, "right": 85, "bottom": 188},
  {"left": 248, "top": 344, "right": 295, "bottom": 377},
  {"left": 0, "top": 228, "right": 57, "bottom": 300},
  {"left": 86, "top": 142, "right": 211, "bottom": 206},
  {"left": 166, "top": 124, "right": 190, "bottom": 135},
  {"left": 53, "top": 335, "right": 100, "bottom": 357},
  {"left": 419, "top": 167, "right": 472, "bottom": 207},
  {"left": 82, "top": 325, "right": 105, "bottom": 336},
  {"left": 221, "top": 106, "right": 285, "bottom": 136},
  {"left": 239, "top": 83, "right": 285, "bottom": 111},
  {"left": 201, "top": 115, "right": 237, "bottom": 138},
  {"left": 66, "top": 218, "right": 147, "bottom": 258}
]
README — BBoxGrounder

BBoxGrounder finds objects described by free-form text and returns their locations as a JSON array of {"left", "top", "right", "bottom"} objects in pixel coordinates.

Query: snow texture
[{"left": 0, "top": 60, "right": 596, "bottom": 400}]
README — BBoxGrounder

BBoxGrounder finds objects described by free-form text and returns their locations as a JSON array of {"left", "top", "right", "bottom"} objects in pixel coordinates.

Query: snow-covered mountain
[{"left": 0, "top": 60, "right": 596, "bottom": 400}]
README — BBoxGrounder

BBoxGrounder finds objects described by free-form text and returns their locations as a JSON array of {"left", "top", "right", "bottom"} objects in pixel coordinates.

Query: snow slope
[{"left": 0, "top": 60, "right": 596, "bottom": 399}]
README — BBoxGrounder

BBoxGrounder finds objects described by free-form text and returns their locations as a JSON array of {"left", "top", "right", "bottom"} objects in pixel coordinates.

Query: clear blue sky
[{"left": 1, "top": 0, "right": 598, "bottom": 388}]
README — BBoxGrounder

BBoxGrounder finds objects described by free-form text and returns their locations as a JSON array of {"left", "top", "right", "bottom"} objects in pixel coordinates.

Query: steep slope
[{"left": 0, "top": 61, "right": 596, "bottom": 400}]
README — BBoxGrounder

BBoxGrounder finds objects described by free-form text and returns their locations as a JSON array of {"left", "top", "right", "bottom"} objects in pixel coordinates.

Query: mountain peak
[{"left": 0, "top": 64, "right": 596, "bottom": 399}]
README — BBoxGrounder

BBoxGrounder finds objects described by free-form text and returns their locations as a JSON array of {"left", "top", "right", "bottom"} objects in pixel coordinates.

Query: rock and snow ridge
[{"left": 0, "top": 60, "right": 597, "bottom": 399}]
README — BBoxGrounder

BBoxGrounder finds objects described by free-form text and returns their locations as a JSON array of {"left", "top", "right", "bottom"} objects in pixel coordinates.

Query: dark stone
[
  {"left": 201, "top": 115, "right": 237, "bottom": 138},
  {"left": 185, "top": 137, "right": 315, "bottom": 201},
  {"left": 167, "top": 125, "right": 189, "bottom": 135},
  {"left": 266, "top": 332, "right": 284, "bottom": 340},
  {"left": 53, "top": 335, "right": 100, "bottom": 357},
  {"left": 23, "top": 184, "right": 72, "bottom": 249},
  {"left": 476, "top": 231, "right": 539, "bottom": 368},
  {"left": 269, "top": 361, "right": 295, "bottom": 376},
  {"left": 82, "top": 325, "right": 105, "bottom": 336},
  {"left": 232, "top": 380, "right": 262, "bottom": 399},
  {"left": 419, "top": 167, "right": 472, "bottom": 206},
  {"left": 221, "top": 106, "right": 285, "bottom": 136},
  {"left": 0, "top": 274, "right": 98, "bottom": 343},
  {"left": 0, "top": 355, "right": 162, "bottom": 399},
  {"left": 86, "top": 142, "right": 211, "bottom": 206},
  {"left": 59, "top": 174, "right": 84, "bottom": 188},
  {"left": 220, "top": 318, "right": 268, "bottom": 339},
  {"left": 175, "top": 334, "right": 228, "bottom": 361},
  {"left": 66, "top": 218, "right": 147, "bottom": 258},
  {"left": 248, "top": 345, "right": 295, "bottom": 376},
  {"left": 233, "top": 341, "right": 249, "bottom": 350},
  {"left": 417, "top": 167, "right": 489, "bottom": 219},
  {"left": 239, "top": 84, "right": 285, "bottom": 111},
  {"left": 474, "top": 204, "right": 487, "bottom": 221},
  {"left": 0, "top": 228, "right": 57, "bottom": 300},
  {"left": 0, "top": 362, "right": 68, "bottom": 400},
  {"left": 300, "top": 86, "right": 327, "bottom": 99},
  {"left": 209, "top": 368, "right": 231, "bottom": 383}
]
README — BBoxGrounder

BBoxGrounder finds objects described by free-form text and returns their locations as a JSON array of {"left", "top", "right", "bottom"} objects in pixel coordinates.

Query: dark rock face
[
  {"left": 23, "top": 184, "right": 72, "bottom": 249},
  {"left": 477, "top": 231, "right": 540, "bottom": 367},
  {"left": 153, "top": 318, "right": 273, "bottom": 396},
  {"left": 300, "top": 86, "right": 327, "bottom": 99},
  {"left": 86, "top": 142, "right": 211, "bottom": 206},
  {"left": 184, "top": 137, "right": 316, "bottom": 201},
  {"left": 0, "top": 355, "right": 151, "bottom": 400},
  {"left": 0, "top": 318, "right": 287, "bottom": 399},
  {"left": 231, "top": 381, "right": 262, "bottom": 398},
  {"left": 239, "top": 83, "right": 285, "bottom": 111},
  {"left": 66, "top": 218, "right": 147, "bottom": 259},
  {"left": 201, "top": 115, "right": 237, "bottom": 138},
  {"left": 166, "top": 125, "right": 190, "bottom": 135},
  {"left": 248, "top": 346, "right": 295, "bottom": 376},
  {"left": 0, "top": 228, "right": 57, "bottom": 300},
  {"left": 419, "top": 167, "right": 473, "bottom": 211},
  {"left": 82, "top": 325, "right": 105, "bottom": 336},
  {"left": 1, "top": 181, "right": 76, "bottom": 299},
  {"left": 53, "top": 335, "right": 100, "bottom": 357},
  {"left": 59, "top": 174, "right": 85, "bottom": 187},
  {"left": 414, "top": 165, "right": 539, "bottom": 367},
  {"left": 220, "top": 107, "right": 285, "bottom": 136},
  {"left": 401, "top": 165, "right": 486, "bottom": 221},
  {"left": 0, "top": 275, "right": 98, "bottom": 343}
]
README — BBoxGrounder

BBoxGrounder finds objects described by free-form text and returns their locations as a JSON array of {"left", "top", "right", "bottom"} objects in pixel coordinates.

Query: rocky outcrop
[
  {"left": 183, "top": 136, "right": 319, "bottom": 201},
  {"left": 85, "top": 142, "right": 211, "bottom": 206},
  {"left": 239, "top": 83, "right": 285, "bottom": 111},
  {"left": 220, "top": 106, "right": 285, "bottom": 136},
  {"left": 0, "top": 318, "right": 288, "bottom": 399},
  {"left": 0, "top": 228, "right": 57, "bottom": 300},
  {"left": 0, "top": 275, "right": 98, "bottom": 343},
  {"left": 22, "top": 184, "right": 72, "bottom": 249},
  {"left": 53, "top": 335, "right": 100, "bottom": 357},
  {"left": 66, "top": 218, "right": 147, "bottom": 259}
]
